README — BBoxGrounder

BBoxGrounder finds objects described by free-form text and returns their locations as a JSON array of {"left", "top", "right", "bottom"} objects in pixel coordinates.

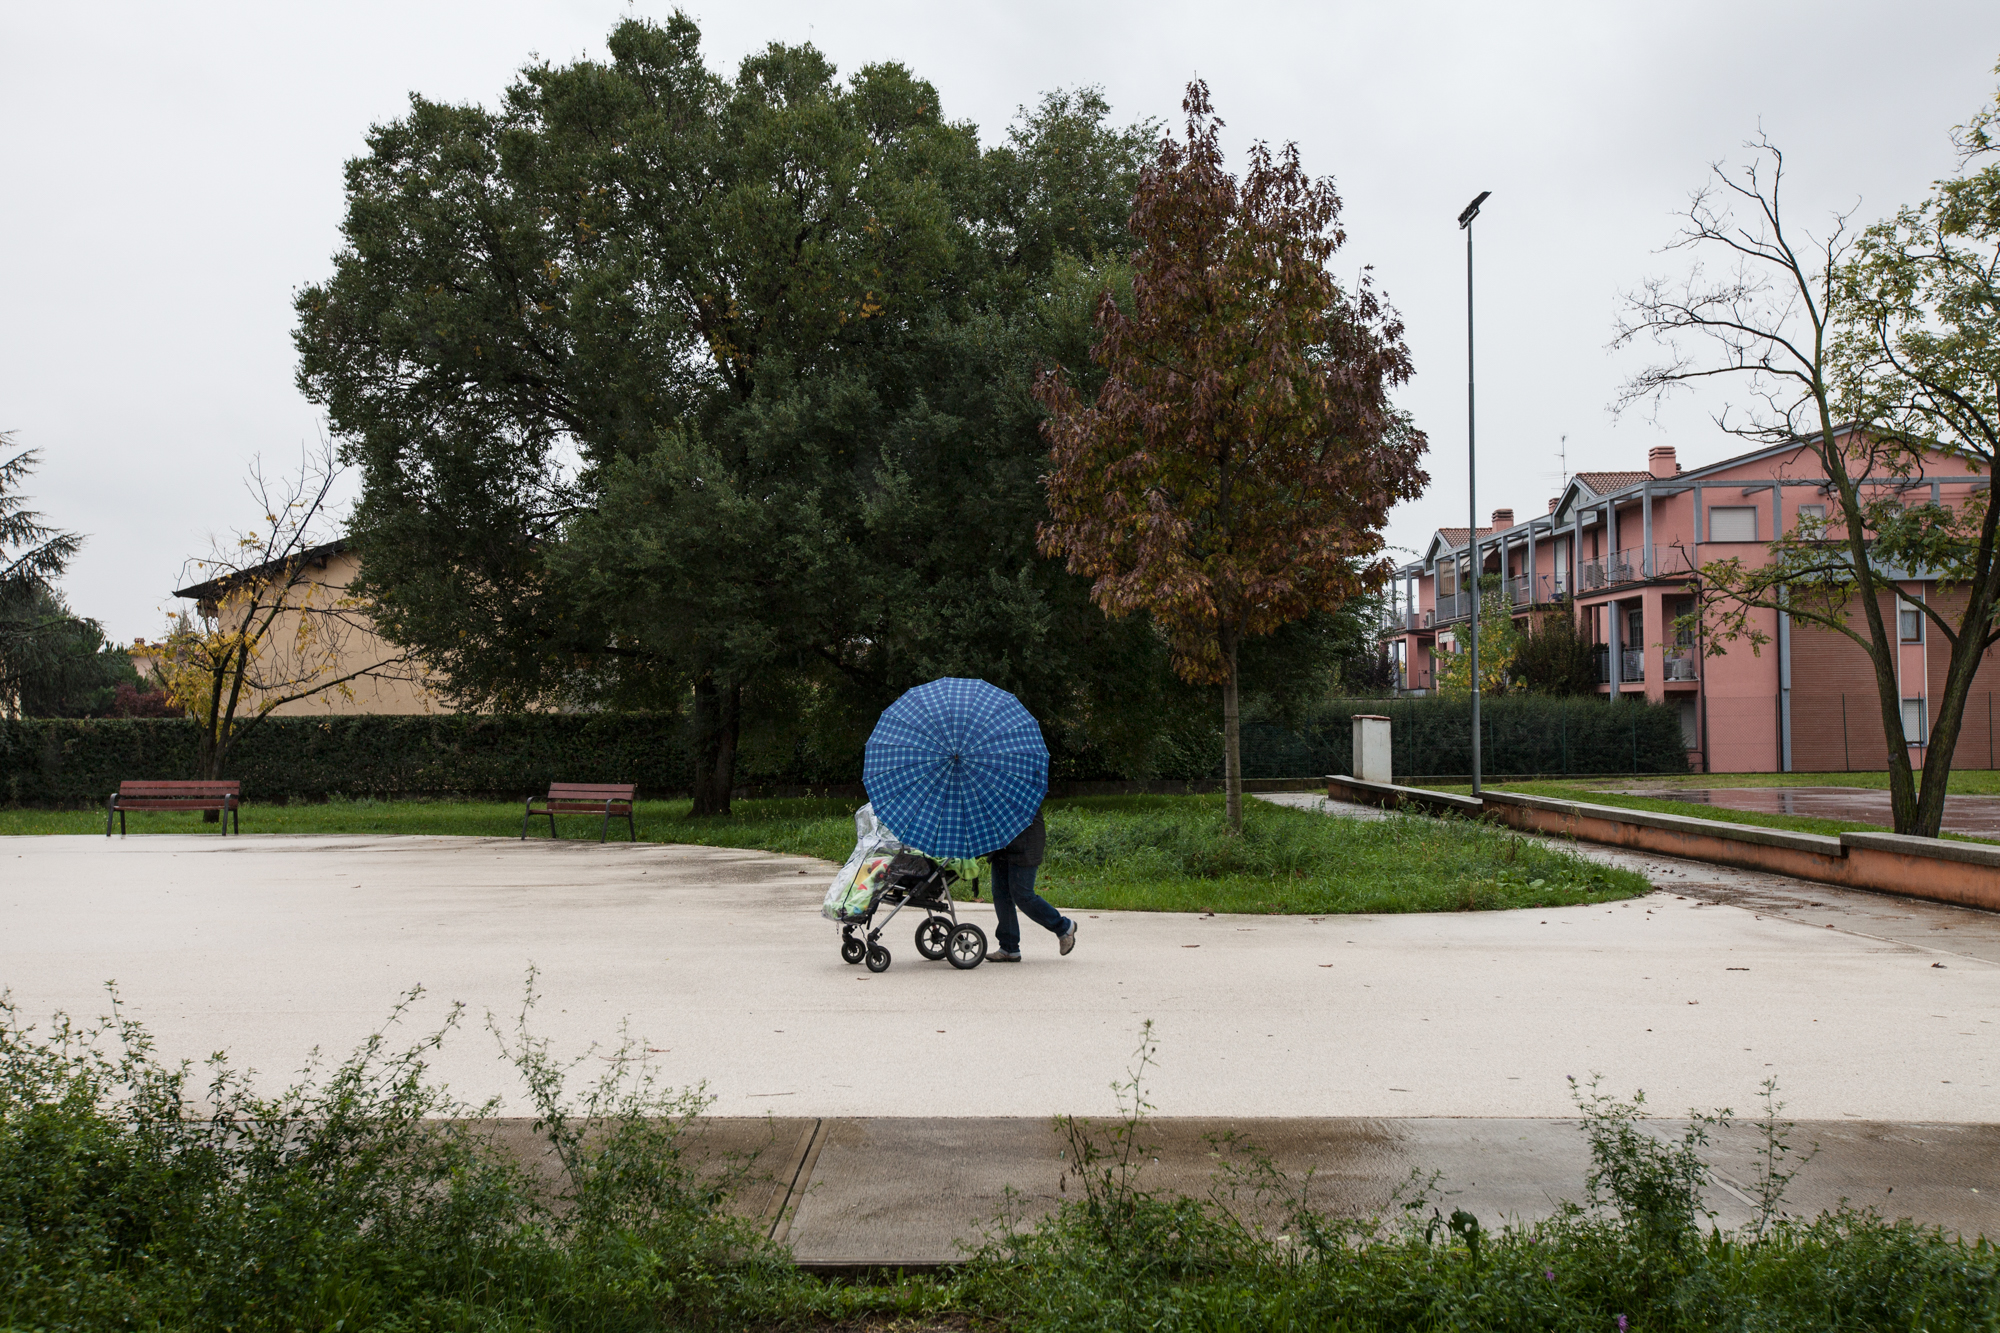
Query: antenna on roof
[{"left": 1559, "top": 434, "right": 1568, "bottom": 489}]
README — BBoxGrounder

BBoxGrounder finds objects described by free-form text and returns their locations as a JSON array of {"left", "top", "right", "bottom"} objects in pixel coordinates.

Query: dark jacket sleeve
[{"left": 989, "top": 809, "right": 1045, "bottom": 867}]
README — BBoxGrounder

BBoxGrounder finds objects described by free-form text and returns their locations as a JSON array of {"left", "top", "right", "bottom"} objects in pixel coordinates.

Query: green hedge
[
  {"left": 0, "top": 715, "right": 818, "bottom": 808},
  {"left": 1, "top": 696, "right": 1689, "bottom": 808},
  {"left": 1239, "top": 695, "right": 1690, "bottom": 780}
]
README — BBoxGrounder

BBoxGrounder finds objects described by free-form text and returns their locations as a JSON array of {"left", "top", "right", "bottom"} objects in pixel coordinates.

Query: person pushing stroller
[
  {"left": 983, "top": 805, "right": 1077, "bottom": 962},
  {"left": 858, "top": 676, "right": 1075, "bottom": 965}
]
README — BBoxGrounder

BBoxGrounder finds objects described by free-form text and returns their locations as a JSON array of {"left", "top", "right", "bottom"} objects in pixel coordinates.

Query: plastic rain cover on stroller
[{"left": 821, "top": 803, "right": 906, "bottom": 922}]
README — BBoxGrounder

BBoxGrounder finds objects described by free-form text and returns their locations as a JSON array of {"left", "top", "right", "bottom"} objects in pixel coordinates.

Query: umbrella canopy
[{"left": 862, "top": 677, "right": 1050, "bottom": 858}]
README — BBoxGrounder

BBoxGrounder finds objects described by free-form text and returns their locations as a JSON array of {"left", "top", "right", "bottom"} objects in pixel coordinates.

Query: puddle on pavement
[{"left": 1606, "top": 785, "right": 2000, "bottom": 838}]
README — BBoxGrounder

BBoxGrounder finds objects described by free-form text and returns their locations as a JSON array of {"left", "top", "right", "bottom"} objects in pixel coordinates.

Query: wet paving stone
[{"left": 1611, "top": 785, "right": 2000, "bottom": 837}]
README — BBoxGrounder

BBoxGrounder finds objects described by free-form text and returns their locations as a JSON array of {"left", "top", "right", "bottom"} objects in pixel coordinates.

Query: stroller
[{"left": 822, "top": 806, "right": 988, "bottom": 972}]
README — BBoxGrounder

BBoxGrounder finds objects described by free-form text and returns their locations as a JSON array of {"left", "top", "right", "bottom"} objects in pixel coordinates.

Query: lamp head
[{"left": 1457, "top": 190, "right": 1491, "bottom": 229}]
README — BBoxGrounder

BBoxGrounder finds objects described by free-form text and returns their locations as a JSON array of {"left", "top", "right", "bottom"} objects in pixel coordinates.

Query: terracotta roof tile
[
  {"left": 1573, "top": 470, "right": 1653, "bottom": 494},
  {"left": 1435, "top": 526, "right": 1496, "bottom": 549}
]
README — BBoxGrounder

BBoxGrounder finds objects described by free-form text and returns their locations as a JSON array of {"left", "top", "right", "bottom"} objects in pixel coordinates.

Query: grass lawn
[
  {"left": 1037, "top": 795, "right": 1645, "bottom": 913},
  {"left": 0, "top": 792, "right": 1649, "bottom": 914}
]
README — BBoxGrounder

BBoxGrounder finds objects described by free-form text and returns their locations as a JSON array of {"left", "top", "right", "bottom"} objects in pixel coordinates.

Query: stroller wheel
[
  {"left": 840, "top": 933, "right": 867, "bottom": 965},
  {"left": 914, "top": 917, "right": 950, "bottom": 960},
  {"left": 946, "top": 922, "right": 987, "bottom": 970},
  {"left": 865, "top": 945, "right": 892, "bottom": 973}
]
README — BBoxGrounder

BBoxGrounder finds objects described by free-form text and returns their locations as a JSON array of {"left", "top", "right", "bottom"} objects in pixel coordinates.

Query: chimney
[
  {"left": 1490, "top": 508, "right": 1514, "bottom": 530},
  {"left": 1649, "top": 445, "right": 1677, "bottom": 479},
  {"left": 1547, "top": 498, "right": 1559, "bottom": 513}
]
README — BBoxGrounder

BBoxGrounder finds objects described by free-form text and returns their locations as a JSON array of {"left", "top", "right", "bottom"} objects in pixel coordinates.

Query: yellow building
[{"left": 169, "top": 540, "right": 445, "bottom": 716}]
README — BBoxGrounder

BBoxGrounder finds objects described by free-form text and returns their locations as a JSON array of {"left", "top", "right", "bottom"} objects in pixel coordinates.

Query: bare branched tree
[
  {"left": 162, "top": 439, "right": 428, "bottom": 783},
  {"left": 1613, "top": 79, "right": 2000, "bottom": 837}
]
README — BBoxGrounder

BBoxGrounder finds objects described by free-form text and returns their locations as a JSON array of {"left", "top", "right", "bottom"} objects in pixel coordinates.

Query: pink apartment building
[{"left": 1380, "top": 431, "right": 2000, "bottom": 773}]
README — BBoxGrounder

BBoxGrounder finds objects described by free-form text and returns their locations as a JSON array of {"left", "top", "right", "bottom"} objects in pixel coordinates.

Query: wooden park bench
[
  {"left": 522, "top": 782, "right": 638, "bottom": 843},
  {"left": 106, "top": 780, "right": 242, "bottom": 836}
]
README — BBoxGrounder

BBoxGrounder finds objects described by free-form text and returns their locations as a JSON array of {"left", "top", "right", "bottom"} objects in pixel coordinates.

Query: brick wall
[
  {"left": 1789, "top": 587, "right": 2000, "bottom": 771},
  {"left": 1927, "top": 588, "right": 2000, "bottom": 769}
]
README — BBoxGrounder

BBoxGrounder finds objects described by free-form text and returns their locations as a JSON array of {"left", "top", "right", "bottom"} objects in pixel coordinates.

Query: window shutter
[{"left": 1708, "top": 507, "right": 1757, "bottom": 542}]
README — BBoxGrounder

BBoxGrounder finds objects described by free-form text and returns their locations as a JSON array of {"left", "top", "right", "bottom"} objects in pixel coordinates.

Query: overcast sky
[{"left": 3, "top": 0, "right": 1995, "bottom": 644}]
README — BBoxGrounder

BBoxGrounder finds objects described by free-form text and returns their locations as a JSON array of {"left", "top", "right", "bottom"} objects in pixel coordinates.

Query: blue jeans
[{"left": 989, "top": 858, "right": 1069, "bottom": 953}]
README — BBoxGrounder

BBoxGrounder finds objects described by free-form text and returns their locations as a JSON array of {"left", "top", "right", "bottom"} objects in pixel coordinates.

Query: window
[
  {"left": 1677, "top": 699, "right": 1699, "bottom": 749},
  {"left": 1902, "top": 698, "right": 1928, "bottom": 745},
  {"left": 1708, "top": 507, "right": 1757, "bottom": 542},
  {"left": 1625, "top": 606, "right": 1644, "bottom": 648},
  {"left": 1796, "top": 503, "right": 1826, "bottom": 529},
  {"left": 1898, "top": 597, "right": 1924, "bottom": 643},
  {"left": 1672, "top": 599, "right": 1695, "bottom": 648}
]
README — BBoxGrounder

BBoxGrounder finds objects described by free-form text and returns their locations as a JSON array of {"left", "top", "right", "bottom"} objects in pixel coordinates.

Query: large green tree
[
  {"left": 1036, "top": 82, "right": 1428, "bottom": 832},
  {"left": 0, "top": 441, "right": 90, "bottom": 717},
  {"left": 297, "top": 16, "right": 1179, "bottom": 813}
]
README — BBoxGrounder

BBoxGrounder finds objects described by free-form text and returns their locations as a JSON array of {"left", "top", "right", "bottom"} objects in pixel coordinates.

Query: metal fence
[
  {"left": 1235, "top": 695, "right": 1689, "bottom": 780},
  {"left": 1788, "top": 692, "right": 2000, "bottom": 771},
  {"left": 1577, "top": 545, "right": 1693, "bottom": 591}
]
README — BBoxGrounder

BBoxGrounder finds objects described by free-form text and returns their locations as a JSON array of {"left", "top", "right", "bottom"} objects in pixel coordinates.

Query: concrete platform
[
  {"left": 474, "top": 1113, "right": 2000, "bottom": 1264},
  {"left": 5, "top": 830, "right": 1999, "bottom": 1256},
  {"left": 3, "top": 833, "right": 1995, "bottom": 1123}
]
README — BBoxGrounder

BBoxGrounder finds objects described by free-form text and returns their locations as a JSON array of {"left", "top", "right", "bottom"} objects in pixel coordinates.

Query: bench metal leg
[
  {"left": 601, "top": 802, "right": 611, "bottom": 843},
  {"left": 522, "top": 796, "right": 532, "bottom": 840},
  {"left": 106, "top": 796, "right": 116, "bottom": 837}
]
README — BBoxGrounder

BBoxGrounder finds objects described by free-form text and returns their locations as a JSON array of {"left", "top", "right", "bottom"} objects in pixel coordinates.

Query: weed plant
[
  {"left": 964, "top": 1029, "right": 2000, "bottom": 1333},
  {"left": 3, "top": 996, "right": 1996, "bottom": 1331},
  {"left": 0, "top": 979, "right": 905, "bottom": 1333}
]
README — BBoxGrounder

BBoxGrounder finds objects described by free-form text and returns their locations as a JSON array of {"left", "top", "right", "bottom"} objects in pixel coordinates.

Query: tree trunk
[
  {"left": 1914, "top": 581, "right": 2000, "bottom": 839},
  {"left": 199, "top": 659, "right": 230, "bottom": 819},
  {"left": 1221, "top": 630, "right": 1242, "bottom": 835},
  {"left": 688, "top": 673, "right": 741, "bottom": 817},
  {"left": 1855, "top": 586, "right": 1921, "bottom": 835}
]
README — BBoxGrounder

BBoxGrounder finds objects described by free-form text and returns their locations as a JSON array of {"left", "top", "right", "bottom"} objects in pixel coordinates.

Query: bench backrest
[
  {"left": 546, "top": 782, "right": 636, "bottom": 803},
  {"left": 118, "top": 780, "right": 240, "bottom": 798}
]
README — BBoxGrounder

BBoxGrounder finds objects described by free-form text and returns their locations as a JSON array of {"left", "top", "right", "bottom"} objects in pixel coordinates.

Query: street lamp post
[{"left": 1459, "top": 190, "right": 1490, "bottom": 795}]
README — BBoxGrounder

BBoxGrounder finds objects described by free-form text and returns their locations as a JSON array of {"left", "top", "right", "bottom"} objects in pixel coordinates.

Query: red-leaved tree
[{"left": 1036, "top": 80, "right": 1428, "bottom": 832}]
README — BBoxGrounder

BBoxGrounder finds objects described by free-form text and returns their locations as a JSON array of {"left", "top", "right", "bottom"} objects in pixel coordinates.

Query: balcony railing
[
  {"left": 1434, "top": 590, "right": 1474, "bottom": 623},
  {"left": 1576, "top": 545, "right": 1693, "bottom": 592},
  {"left": 1436, "top": 576, "right": 1569, "bottom": 619},
  {"left": 1589, "top": 646, "right": 1699, "bottom": 685},
  {"left": 1592, "top": 645, "right": 1648, "bottom": 684},
  {"left": 1377, "top": 608, "right": 1421, "bottom": 635}
]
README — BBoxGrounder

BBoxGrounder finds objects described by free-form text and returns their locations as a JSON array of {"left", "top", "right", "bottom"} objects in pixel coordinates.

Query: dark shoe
[
  {"left": 1059, "top": 921, "right": 1078, "bottom": 956},
  {"left": 989, "top": 947, "right": 1023, "bottom": 962}
]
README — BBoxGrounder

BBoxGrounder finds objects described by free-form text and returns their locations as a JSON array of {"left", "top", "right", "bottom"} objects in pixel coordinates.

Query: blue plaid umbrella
[{"left": 863, "top": 677, "right": 1049, "bottom": 858}]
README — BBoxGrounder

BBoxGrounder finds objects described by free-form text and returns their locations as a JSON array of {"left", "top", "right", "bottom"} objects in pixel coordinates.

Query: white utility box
[{"left": 1351, "top": 714, "right": 1392, "bottom": 785}]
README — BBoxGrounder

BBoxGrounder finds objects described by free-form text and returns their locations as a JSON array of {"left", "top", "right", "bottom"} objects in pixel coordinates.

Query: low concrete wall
[
  {"left": 1324, "top": 775, "right": 2000, "bottom": 914},
  {"left": 1324, "top": 775, "right": 1483, "bottom": 818}
]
